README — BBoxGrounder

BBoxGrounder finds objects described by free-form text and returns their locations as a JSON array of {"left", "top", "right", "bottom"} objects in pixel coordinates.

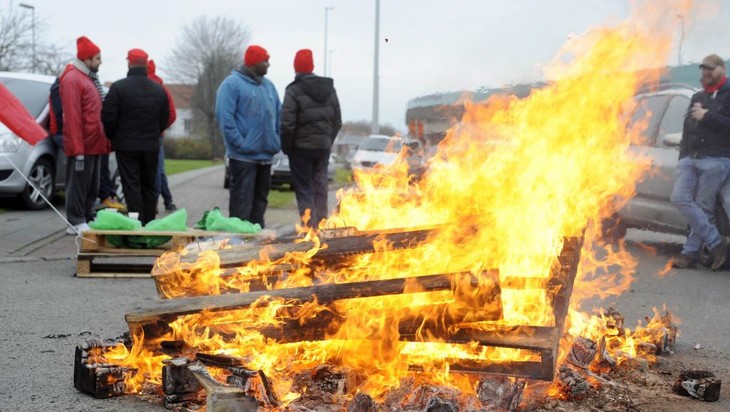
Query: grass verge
[{"left": 165, "top": 159, "right": 221, "bottom": 176}]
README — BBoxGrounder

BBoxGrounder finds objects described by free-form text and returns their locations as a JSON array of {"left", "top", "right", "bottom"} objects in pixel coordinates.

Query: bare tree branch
[{"left": 164, "top": 16, "right": 250, "bottom": 158}]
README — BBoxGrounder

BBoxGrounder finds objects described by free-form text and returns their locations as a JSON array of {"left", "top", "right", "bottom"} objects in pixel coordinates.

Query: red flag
[{"left": 0, "top": 83, "right": 48, "bottom": 145}]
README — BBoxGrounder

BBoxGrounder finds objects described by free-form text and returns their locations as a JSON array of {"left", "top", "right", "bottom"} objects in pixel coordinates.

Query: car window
[
  {"left": 656, "top": 95, "right": 690, "bottom": 147},
  {"left": 0, "top": 77, "right": 49, "bottom": 118},
  {"left": 628, "top": 95, "right": 670, "bottom": 146},
  {"left": 360, "top": 138, "right": 403, "bottom": 152}
]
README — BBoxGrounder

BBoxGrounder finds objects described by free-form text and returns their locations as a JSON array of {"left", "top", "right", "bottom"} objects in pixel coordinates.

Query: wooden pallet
[{"left": 76, "top": 229, "right": 267, "bottom": 278}]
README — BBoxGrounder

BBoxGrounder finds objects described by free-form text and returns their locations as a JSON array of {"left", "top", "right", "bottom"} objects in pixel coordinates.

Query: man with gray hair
[{"left": 671, "top": 54, "right": 730, "bottom": 270}]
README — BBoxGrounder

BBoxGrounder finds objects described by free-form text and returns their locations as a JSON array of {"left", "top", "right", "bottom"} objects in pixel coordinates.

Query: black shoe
[
  {"left": 165, "top": 203, "right": 177, "bottom": 211},
  {"left": 710, "top": 239, "right": 729, "bottom": 271},
  {"left": 672, "top": 253, "right": 697, "bottom": 269}
]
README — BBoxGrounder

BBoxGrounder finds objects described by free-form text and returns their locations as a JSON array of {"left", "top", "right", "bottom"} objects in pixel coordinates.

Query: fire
[{"left": 102, "top": 0, "right": 696, "bottom": 406}]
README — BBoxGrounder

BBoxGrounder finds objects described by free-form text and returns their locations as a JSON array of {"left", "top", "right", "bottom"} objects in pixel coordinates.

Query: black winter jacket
[
  {"left": 102, "top": 67, "right": 170, "bottom": 152},
  {"left": 280, "top": 73, "right": 342, "bottom": 154},
  {"left": 680, "top": 82, "right": 730, "bottom": 159}
]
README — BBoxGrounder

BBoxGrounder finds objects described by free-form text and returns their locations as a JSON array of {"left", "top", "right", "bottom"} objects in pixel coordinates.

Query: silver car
[
  {"left": 606, "top": 84, "right": 730, "bottom": 240},
  {"left": 0, "top": 72, "right": 120, "bottom": 210},
  {"left": 0, "top": 72, "right": 63, "bottom": 209}
]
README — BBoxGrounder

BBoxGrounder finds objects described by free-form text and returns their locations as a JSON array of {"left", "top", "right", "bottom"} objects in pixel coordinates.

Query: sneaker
[
  {"left": 671, "top": 253, "right": 697, "bottom": 269},
  {"left": 66, "top": 222, "right": 91, "bottom": 235},
  {"left": 710, "top": 239, "right": 729, "bottom": 271},
  {"left": 165, "top": 203, "right": 177, "bottom": 211},
  {"left": 102, "top": 197, "right": 127, "bottom": 213}
]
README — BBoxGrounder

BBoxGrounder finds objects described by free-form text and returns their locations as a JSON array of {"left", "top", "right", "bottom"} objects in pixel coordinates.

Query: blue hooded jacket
[{"left": 215, "top": 70, "right": 281, "bottom": 162}]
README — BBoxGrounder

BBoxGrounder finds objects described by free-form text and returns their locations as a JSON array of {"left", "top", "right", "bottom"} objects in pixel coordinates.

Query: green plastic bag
[
  {"left": 90, "top": 209, "right": 188, "bottom": 249},
  {"left": 194, "top": 207, "right": 261, "bottom": 234}
]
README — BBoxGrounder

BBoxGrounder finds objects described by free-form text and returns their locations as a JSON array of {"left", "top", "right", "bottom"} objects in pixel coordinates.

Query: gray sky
[{"left": 4, "top": 0, "right": 728, "bottom": 130}]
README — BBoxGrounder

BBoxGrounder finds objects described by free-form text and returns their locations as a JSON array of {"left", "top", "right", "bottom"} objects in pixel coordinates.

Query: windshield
[
  {"left": 359, "top": 138, "right": 402, "bottom": 152},
  {"left": 0, "top": 77, "right": 50, "bottom": 118}
]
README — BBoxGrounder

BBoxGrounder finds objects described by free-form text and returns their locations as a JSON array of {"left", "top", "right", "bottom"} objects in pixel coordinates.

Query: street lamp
[
  {"left": 19, "top": 3, "right": 35, "bottom": 73},
  {"left": 371, "top": 0, "right": 380, "bottom": 134},
  {"left": 676, "top": 14, "right": 685, "bottom": 66},
  {"left": 324, "top": 6, "right": 334, "bottom": 77}
]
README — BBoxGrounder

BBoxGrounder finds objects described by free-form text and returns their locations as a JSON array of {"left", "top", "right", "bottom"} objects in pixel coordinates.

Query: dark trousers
[
  {"left": 98, "top": 153, "right": 116, "bottom": 200},
  {"left": 65, "top": 154, "right": 101, "bottom": 225},
  {"left": 155, "top": 147, "right": 173, "bottom": 207},
  {"left": 116, "top": 150, "right": 159, "bottom": 225},
  {"left": 289, "top": 148, "right": 330, "bottom": 227},
  {"left": 229, "top": 158, "right": 271, "bottom": 228}
]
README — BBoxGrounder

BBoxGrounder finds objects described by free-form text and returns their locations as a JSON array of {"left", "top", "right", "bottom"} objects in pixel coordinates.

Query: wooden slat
[{"left": 126, "top": 271, "right": 497, "bottom": 324}]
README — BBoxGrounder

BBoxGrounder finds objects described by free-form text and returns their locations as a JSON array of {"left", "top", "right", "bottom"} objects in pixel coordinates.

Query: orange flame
[{"left": 106, "top": 0, "right": 697, "bottom": 405}]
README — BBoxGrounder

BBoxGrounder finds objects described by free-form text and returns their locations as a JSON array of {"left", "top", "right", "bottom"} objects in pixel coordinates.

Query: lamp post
[
  {"left": 371, "top": 0, "right": 380, "bottom": 134},
  {"left": 676, "top": 14, "right": 685, "bottom": 66},
  {"left": 19, "top": 3, "right": 35, "bottom": 73},
  {"left": 324, "top": 6, "right": 334, "bottom": 77}
]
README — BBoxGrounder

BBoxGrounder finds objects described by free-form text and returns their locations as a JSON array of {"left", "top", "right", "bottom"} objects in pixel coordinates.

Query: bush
[{"left": 163, "top": 138, "right": 212, "bottom": 160}]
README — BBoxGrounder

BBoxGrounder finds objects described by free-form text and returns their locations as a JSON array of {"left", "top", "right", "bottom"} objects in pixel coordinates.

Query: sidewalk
[{"left": 0, "top": 165, "right": 301, "bottom": 262}]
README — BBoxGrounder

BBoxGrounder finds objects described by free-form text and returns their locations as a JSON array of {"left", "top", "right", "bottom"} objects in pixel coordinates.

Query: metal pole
[
  {"left": 676, "top": 14, "right": 684, "bottom": 66},
  {"left": 19, "top": 3, "right": 35, "bottom": 73},
  {"left": 324, "top": 6, "right": 333, "bottom": 77},
  {"left": 371, "top": 0, "right": 380, "bottom": 134}
]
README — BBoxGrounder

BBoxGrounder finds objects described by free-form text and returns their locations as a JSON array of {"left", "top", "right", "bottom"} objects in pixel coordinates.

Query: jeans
[
  {"left": 229, "top": 158, "right": 271, "bottom": 228},
  {"left": 155, "top": 147, "right": 174, "bottom": 207},
  {"left": 288, "top": 148, "right": 330, "bottom": 227},
  {"left": 671, "top": 156, "right": 730, "bottom": 256}
]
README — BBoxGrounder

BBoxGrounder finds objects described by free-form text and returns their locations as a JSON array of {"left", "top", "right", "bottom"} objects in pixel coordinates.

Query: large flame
[{"left": 105, "top": 0, "right": 696, "bottom": 405}]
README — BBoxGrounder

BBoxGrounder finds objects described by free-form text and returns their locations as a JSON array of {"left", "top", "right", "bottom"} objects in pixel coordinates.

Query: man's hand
[{"left": 691, "top": 102, "right": 709, "bottom": 121}]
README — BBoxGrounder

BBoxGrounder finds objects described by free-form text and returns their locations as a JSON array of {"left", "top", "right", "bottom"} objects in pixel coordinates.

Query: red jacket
[
  {"left": 59, "top": 64, "right": 110, "bottom": 156},
  {"left": 148, "top": 61, "right": 177, "bottom": 128},
  {"left": 0, "top": 83, "right": 47, "bottom": 145}
]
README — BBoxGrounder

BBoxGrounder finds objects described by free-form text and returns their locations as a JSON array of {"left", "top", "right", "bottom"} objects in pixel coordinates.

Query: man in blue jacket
[{"left": 215, "top": 45, "right": 281, "bottom": 228}]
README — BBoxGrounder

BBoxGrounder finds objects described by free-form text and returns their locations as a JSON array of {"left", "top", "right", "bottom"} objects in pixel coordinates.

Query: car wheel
[
  {"left": 112, "top": 167, "right": 125, "bottom": 203},
  {"left": 600, "top": 214, "right": 627, "bottom": 244},
  {"left": 20, "top": 158, "right": 55, "bottom": 210}
]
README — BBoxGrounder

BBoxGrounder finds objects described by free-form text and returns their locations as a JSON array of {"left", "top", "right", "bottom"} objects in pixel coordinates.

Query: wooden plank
[
  {"left": 179, "top": 228, "right": 436, "bottom": 269},
  {"left": 126, "top": 270, "right": 497, "bottom": 324}
]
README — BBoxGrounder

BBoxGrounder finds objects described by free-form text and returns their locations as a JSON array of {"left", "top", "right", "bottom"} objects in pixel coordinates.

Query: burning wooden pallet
[
  {"left": 76, "top": 228, "right": 268, "bottom": 278},
  {"left": 75, "top": 227, "right": 583, "bottom": 409}
]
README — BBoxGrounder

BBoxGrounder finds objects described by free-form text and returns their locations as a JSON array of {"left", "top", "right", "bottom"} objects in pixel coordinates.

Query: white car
[{"left": 350, "top": 134, "right": 424, "bottom": 176}]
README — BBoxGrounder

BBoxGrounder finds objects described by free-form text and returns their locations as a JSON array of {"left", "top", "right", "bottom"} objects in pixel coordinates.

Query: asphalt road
[{"left": 1, "top": 226, "right": 729, "bottom": 410}]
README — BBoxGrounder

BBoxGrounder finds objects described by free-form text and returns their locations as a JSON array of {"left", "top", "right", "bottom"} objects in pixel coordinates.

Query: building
[{"left": 165, "top": 84, "right": 196, "bottom": 138}]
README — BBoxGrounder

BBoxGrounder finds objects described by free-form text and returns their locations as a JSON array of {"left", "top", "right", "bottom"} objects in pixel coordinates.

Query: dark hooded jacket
[
  {"left": 280, "top": 73, "right": 342, "bottom": 154},
  {"left": 679, "top": 81, "right": 730, "bottom": 159},
  {"left": 101, "top": 66, "right": 170, "bottom": 152}
]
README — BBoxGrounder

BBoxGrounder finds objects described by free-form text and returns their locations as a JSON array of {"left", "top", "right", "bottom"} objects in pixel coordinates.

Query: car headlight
[{"left": 0, "top": 133, "right": 22, "bottom": 153}]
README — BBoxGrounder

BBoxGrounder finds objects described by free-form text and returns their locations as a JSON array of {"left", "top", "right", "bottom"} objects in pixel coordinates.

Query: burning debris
[{"left": 72, "top": 1, "right": 722, "bottom": 410}]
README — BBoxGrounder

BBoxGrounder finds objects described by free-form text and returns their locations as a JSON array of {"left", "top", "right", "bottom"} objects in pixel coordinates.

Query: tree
[
  {"left": 341, "top": 120, "right": 396, "bottom": 137},
  {"left": 0, "top": 6, "right": 73, "bottom": 75},
  {"left": 165, "top": 16, "right": 250, "bottom": 158},
  {"left": 0, "top": 6, "right": 33, "bottom": 71}
]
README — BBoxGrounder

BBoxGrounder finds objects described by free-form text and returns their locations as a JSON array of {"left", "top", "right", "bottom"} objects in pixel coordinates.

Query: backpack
[{"left": 48, "top": 77, "right": 63, "bottom": 136}]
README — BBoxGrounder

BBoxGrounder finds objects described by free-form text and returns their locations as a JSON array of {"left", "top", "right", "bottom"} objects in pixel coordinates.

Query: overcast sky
[{"left": 3, "top": 0, "right": 728, "bottom": 130}]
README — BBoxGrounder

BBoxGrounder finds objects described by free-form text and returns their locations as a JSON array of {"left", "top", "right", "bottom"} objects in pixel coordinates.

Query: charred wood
[
  {"left": 673, "top": 370, "right": 722, "bottom": 402},
  {"left": 161, "top": 357, "right": 201, "bottom": 395},
  {"left": 567, "top": 336, "right": 597, "bottom": 369},
  {"left": 476, "top": 376, "right": 526, "bottom": 412},
  {"left": 73, "top": 341, "right": 137, "bottom": 398}
]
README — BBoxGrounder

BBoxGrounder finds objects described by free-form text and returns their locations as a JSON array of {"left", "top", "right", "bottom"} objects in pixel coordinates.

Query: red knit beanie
[
  {"left": 294, "top": 49, "right": 314, "bottom": 73},
  {"left": 127, "top": 48, "right": 148, "bottom": 65},
  {"left": 244, "top": 45, "right": 269, "bottom": 67},
  {"left": 148, "top": 59, "right": 157, "bottom": 75},
  {"left": 76, "top": 36, "right": 101, "bottom": 60}
]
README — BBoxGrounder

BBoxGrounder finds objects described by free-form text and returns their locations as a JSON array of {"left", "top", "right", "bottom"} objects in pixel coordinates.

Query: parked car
[
  {"left": 223, "top": 151, "right": 335, "bottom": 190},
  {"left": 0, "top": 71, "right": 120, "bottom": 210},
  {"left": 350, "top": 134, "right": 425, "bottom": 177},
  {"left": 605, "top": 84, "right": 730, "bottom": 241},
  {"left": 332, "top": 134, "right": 366, "bottom": 168}
]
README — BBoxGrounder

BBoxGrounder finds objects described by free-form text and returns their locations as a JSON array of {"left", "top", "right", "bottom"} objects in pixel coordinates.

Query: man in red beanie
[
  {"left": 147, "top": 59, "right": 178, "bottom": 212},
  {"left": 215, "top": 45, "right": 281, "bottom": 228},
  {"left": 59, "top": 35, "right": 110, "bottom": 234},
  {"left": 102, "top": 48, "right": 170, "bottom": 224},
  {"left": 280, "top": 48, "right": 341, "bottom": 228}
]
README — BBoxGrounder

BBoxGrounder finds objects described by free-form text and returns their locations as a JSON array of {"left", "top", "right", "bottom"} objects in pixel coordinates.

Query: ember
[{"left": 73, "top": 1, "right": 719, "bottom": 410}]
